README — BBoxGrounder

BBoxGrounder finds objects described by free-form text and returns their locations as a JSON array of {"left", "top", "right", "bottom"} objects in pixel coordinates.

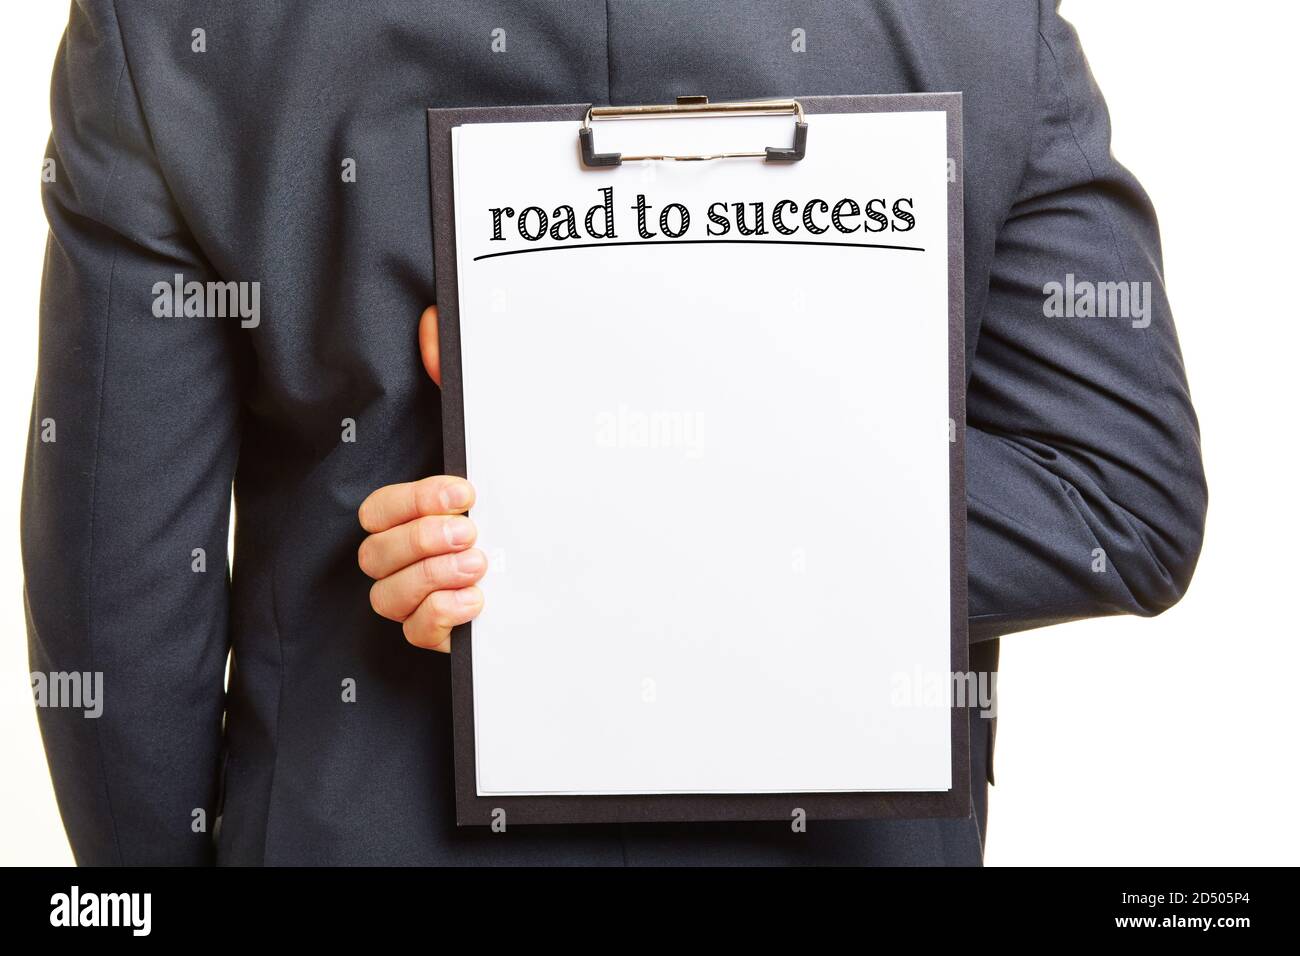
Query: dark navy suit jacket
[{"left": 24, "top": 0, "right": 1206, "bottom": 865}]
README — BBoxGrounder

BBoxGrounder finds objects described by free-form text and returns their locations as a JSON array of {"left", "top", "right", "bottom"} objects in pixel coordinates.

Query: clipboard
[{"left": 427, "top": 93, "right": 967, "bottom": 826}]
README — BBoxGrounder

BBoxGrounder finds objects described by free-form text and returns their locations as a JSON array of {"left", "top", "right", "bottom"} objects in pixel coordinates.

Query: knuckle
[
  {"left": 415, "top": 515, "right": 442, "bottom": 555},
  {"left": 413, "top": 477, "right": 444, "bottom": 515},
  {"left": 357, "top": 538, "right": 377, "bottom": 577},
  {"left": 368, "top": 582, "right": 390, "bottom": 618},
  {"left": 402, "top": 619, "right": 440, "bottom": 649},
  {"left": 421, "top": 555, "right": 443, "bottom": 587},
  {"left": 429, "top": 593, "right": 459, "bottom": 630}
]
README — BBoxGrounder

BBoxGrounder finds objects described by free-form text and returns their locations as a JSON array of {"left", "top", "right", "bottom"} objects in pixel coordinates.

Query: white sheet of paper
[{"left": 451, "top": 109, "right": 952, "bottom": 795}]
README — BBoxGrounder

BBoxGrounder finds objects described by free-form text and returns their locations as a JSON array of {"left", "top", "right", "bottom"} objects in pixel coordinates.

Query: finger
[
  {"left": 419, "top": 304, "right": 440, "bottom": 388},
  {"left": 369, "top": 549, "right": 487, "bottom": 622},
  {"left": 401, "top": 586, "right": 484, "bottom": 652},
  {"left": 358, "top": 475, "right": 474, "bottom": 533},
  {"left": 358, "top": 513, "right": 477, "bottom": 580}
]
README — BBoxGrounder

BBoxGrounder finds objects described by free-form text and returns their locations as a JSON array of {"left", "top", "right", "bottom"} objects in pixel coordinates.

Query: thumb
[{"left": 418, "top": 304, "right": 440, "bottom": 388}]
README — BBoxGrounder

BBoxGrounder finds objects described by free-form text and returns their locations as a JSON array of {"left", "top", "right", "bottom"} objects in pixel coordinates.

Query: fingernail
[
  {"left": 443, "top": 517, "right": 473, "bottom": 547},
  {"left": 455, "top": 550, "right": 485, "bottom": 574},
  {"left": 440, "top": 482, "right": 471, "bottom": 511},
  {"left": 457, "top": 588, "right": 481, "bottom": 607}
]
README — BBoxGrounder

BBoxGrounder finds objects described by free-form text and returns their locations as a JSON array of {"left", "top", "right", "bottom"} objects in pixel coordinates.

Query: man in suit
[{"left": 24, "top": 0, "right": 1205, "bottom": 865}]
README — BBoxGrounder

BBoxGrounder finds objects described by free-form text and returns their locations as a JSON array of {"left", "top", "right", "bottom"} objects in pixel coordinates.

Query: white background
[{"left": 1, "top": 2, "right": 1296, "bottom": 865}]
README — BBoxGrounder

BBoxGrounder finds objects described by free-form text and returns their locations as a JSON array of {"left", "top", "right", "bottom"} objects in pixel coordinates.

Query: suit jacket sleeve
[
  {"left": 22, "top": 1, "right": 239, "bottom": 864},
  {"left": 965, "top": 2, "right": 1207, "bottom": 641}
]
